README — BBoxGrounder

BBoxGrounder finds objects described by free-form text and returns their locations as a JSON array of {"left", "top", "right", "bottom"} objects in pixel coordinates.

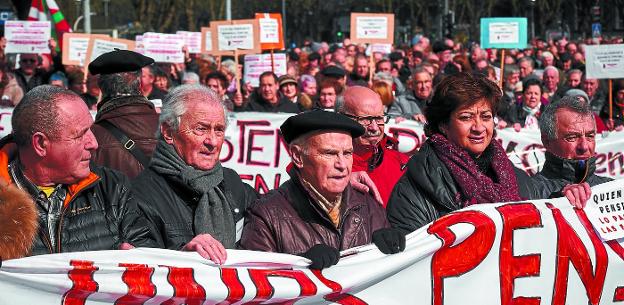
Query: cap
[
  {"left": 88, "top": 49, "right": 154, "bottom": 75},
  {"left": 320, "top": 65, "right": 346, "bottom": 78},
  {"left": 308, "top": 52, "right": 321, "bottom": 61},
  {"left": 278, "top": 75, "right": 297, "bottom": 87},
  {"left": 432, "top": 41, "right": 452, "bottom": 54},
  {"left": 280, "top": 110, "right": 365, "bottom": 144}
]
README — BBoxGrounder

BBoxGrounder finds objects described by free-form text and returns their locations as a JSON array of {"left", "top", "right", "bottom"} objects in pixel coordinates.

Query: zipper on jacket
[{"left": 55, "top": 179, "right": 99, "bottom": 253}]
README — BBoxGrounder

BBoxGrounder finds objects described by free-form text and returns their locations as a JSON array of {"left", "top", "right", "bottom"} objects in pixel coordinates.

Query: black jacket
[
  {"left": 527, "top": 152, "right": 613, "bottom": 199},
  {"left": 6, "top": 162, "right": 158, "bottom": 256},
  {"left": 132, "top": 167, "right": 258, "bottom": 250},
  {"left": 244, "top": 92, "right": 300, "bottom": 113},
  {"left": 387, "top": 142, "right": 536, "bottom": 235}
]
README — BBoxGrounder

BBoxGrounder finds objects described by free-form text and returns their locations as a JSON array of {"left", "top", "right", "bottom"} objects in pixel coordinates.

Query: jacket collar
[
  {"left": 96, "top": 95, "right": 153, "bottom": 120},
  {"left": 540, "top": 151, "right": 595, "bottom": 183}
]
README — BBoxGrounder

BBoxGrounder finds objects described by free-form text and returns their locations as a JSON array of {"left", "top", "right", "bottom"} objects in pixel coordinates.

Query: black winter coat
[{"left": 132, "top": 167, "right": 258, "bottom": 250}]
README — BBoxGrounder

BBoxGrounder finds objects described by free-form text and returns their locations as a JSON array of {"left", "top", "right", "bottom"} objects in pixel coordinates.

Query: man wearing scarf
[
  {"left": 132, "top": 85, "right": 257, "bottom": 264},
  {"left": 240, "top": 110, "right": 405, "bottom": 269}
]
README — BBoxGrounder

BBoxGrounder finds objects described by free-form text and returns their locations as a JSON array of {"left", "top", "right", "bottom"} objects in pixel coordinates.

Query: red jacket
[{"left": 352, "top": 136, "right": 410, "bottom": 207}]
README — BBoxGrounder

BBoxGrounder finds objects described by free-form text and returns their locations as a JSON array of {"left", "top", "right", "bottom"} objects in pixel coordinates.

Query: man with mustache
[{"left": 341, "top": 86, "right": 409, "bottom": 207}]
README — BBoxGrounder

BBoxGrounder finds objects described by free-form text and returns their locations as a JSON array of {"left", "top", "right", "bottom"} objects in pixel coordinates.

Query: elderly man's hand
[
  {"left": 497, "top": 119, "right": 508, "bottom": 129},
  {"left": 183, "top": 234, "right": 227, "bottom": 264},
  {"left": 300, "top": 244, "right": 340, "bottom": 269},
  {"left": 561, "top": 182, "right": 591, "bottom": 209},
  {"left": 394, "top": 116, "right": 406, "bottom": 123},
  {"left": 513, "top": 123, "right": 522, "bottom": 132},
  {"left": 413, "top": 114, "right": 427, "bottom": 123},
  {"left": 372, "top": 228, "right": 406, "bottom": 254},
  {"left": 350, "top": 171, "right": 383, "bottom": 205},
  {"left": 118, "top": 242, "right": 135, "bottom": 250}
]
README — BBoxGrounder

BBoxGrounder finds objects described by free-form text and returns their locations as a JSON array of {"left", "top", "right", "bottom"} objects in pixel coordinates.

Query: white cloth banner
[{"left": 1, "top": 180, "right": 624, "bottom": 304}]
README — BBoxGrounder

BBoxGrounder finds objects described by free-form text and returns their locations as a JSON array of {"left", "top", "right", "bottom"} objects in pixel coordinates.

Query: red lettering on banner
[
  {"left": 217, "top": 268, "right": 245, "bottom": 305},
  {"left": 427, "top": 211, "right": 496, "bottom": 305},
  {"left": 255, "top": 174, "right": 270, "bottom": 194},
  {"left": 387, "top": 127, "right": 424, "bottom": 154},
  {"left": 274, "top": 130, "right": 289, "bottom": 168},
  {"left": 311, "top": 269, "right": 368, "bottom": 305},
  {"left": 220, "top": 139, "right": 234, "bottom": 163},
  {"left": 161, "top": 266, "right": 206, "bottom": 305},
  {"left": 608, "top": 152, "right": 624, "bottom": 176},
  {"left": 503, "top": 140, "right": 519, "bottom": 154},
  {"left": 547, "top": 204, "right": 608, "bottom": 305},
  {"left": 520, "top": 144, "right": 545, "bottom": 176},
  {"left": 606, "top": 241, "right": 624, "bottom": 301},
  {"left": 595, "top": 153, "right": 607, "bottom": 175},
  {"left": 240, "top": 174, "right": 254, "bottom": 183},
  {"left": 273, "top": 173, "right": 282, "bottom": 189},
  {"left": 247, "top": 129, "right": 274, "bottom": 166},
  {"left": 246, "top": 269, "right": 318, "bottom": 305},
  {"left": 496, "top": 203, "right": 543, "bottom": 305},
  {"left": 62, "top": 260, "right": 99, "bottom": 305},
  {"left": 237, "top": 120, "right": 270, "bottom": 163},
  {"left": 115, "top": 263, "right": 156, "bottom": 304}
]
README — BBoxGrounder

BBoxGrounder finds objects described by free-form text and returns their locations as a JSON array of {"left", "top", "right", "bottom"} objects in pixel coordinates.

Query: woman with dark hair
[
  {"left": 499, "top": 78, "right": 547, "bottom": 131},
  {"left": 387, "top": 72, "right": 526, "bottom": 233}
]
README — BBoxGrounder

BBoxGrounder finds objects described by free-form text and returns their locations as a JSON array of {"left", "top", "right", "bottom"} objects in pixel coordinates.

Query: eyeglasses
[
  {"left": 20, "top": 59, "right": 36, "bottom": 64},
  {"left": 342, "top": 113, "right": 389, "bottom": 126}
]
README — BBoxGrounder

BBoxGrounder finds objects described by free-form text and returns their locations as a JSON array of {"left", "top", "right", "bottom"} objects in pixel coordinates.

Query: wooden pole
[
  {"left": 217, "top": 55, "right": 222, "bottom": 71},
  {"left": 498, "top": 49, "right": 505, "bottom": 89},
  {"left": 369, "top": 50, "right": 374, "bottom": 86},
  {"left": 270, "top": 49, "right": 275, "bottom": 73},
  {"left": 609, "top": 79, "right": 614, "bottom": 130},
  {"left": 234, "top": 49, "right": 241, "bottom": 95}
]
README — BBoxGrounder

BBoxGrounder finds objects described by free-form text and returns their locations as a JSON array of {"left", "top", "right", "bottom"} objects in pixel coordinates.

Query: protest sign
[
  {"left": 243, "top": 53, "right": 287, "bottom": 87},
  {"left": 4, "top": 20, "right": 51, "bottom": 54},
  {"left": 254, "top": 13, "right": 285, "bottom": 50},
  {"left": 368, "top": 43, "right": 392, "bottom": 55},
  {"left": 84, "top": 37, "right": 135, "bottom": 65},
  {"left": 585, "top": 44, "right": 624, "bottom": 79},
  {"left": 350, "top": 13, "right": 394, "bottom": 44},
  {"left": 135, "top": 35, "right": 144, "bottom": 54},
  {"left": 1, "top": 180, "right": 624, "bottom": 304},
  {"left": 142, "top": 32, "right": 185, "bottom": 63},
  {"left": 480, "top": 18, "right": 528, "bottom": 49},
  {"left": 210, "top": 19, "right": 261, "bottom": 55},
  {"left": 200, "top": 27, "right": 212, "bottom": 53},
  {"left": 585, "top": 182, "right": 624, "bottom": 240},
  {"left": 176, "top": 30, "right": 202, "bottom": 54},
  {"left": 61, "top": 33, "right": 109, "bottom": 66}
]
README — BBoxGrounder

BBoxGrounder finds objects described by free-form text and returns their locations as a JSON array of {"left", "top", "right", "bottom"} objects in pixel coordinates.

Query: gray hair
[
  {"left": 539, "top": 95, "right": 594, "bottom": 140},
  {"left": 542, "top": 51, "right": 554, "bottom": 60},
  {"left": 518, "top": 57, "right": 534, "bottom": 67},
  {"left": 504, "top": 64, "right": 520, "bottom": 76},
  {"left": 221, "top": 60, "right": 237, "bottom": 76},
  {"left": 158, "top": 84, "right": 228, "bottom": 136},
  {"left": 98, "top": 70, "right": 141, "bottom": 99},
  {"left": 12, "top": 85, "right": 79, "bottom": 147},
  {"left": 182, "top": 72, "right": 200, "bottom": 84},
  {"left": 567, "top": 69, "right": 583, "bottom": 78}
]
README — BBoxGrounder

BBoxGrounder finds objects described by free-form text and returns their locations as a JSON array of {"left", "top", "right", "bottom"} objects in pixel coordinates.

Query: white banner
[
  {"left": 4, "top": 21, "right": 51, "bottom": 54},
  {"left": 1, "top": 180, "right": 624, "bottom": 304},
  {"left": 243, "top": 54, "right": 287, "bottom": 87},
  {"left": 585, "top": 44, "right": 624, "bottom": 79},
  {"left": 142, "top": 32, "right": 185, "bottom": 63}
]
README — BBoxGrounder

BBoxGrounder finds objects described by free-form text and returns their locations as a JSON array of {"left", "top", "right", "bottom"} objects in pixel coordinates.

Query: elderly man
[
  {"left": 530, "top": 96, "right": 613, "bottom": 208},
  {"left": 132, "top": 85, "right": 257, "bottom": 264},
  {"left": 542, "top": 66, "right": 561, "bottom": 102},
  {"left": 244, "top": 72, "right": 300, "bottom": 113},
  {"left": 388, "top": 66, "right": 431, "bottom": 123},
  {"left": 582, "top": 77, "right": 606, "bottom": 114},
  {"left": 240, "top": 110, "right": 405, "bottom": 269},
  {"left": 518, "top": 57, "right": 536, "bottom": 81},
  {"left": 89, "top": 50, "right": 159, "bottom": 179},
  {"left": 0, "top": 85, "right": 157, "bottom": 255},
  {"left": 341, "top": 86, "right": 409, "bottom": 206}
]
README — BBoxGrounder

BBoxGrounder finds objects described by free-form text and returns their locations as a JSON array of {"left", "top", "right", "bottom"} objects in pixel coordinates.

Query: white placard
[
  {"left": 585, "top": 182, "right": 624, "bottom": 240},
  {"left": 217, "top": 24, "right": 255, "bottom": 51},
  {"left": 243, "top": 53, "right": 287, "bottom": 87},
  {"left": 258, "top": 17, "right": 279, "bottom": 43},
  {"left": 488, "top": 22, "right": 520, "bottom": 44},
  {"left": 135, "top": 35, "right": 144, "bottom": 54},
  {"left": 355, "top": 16, "right": 388, "bottom": 40},
  {"left": 204, "top": 31, "right": 212, "bottom": 52},
  {"left": 176, "top": 31, "right": 202, "bottom": 54},
  {"left": 585, "top": 44, "right": 624, "bottom": 79},
  {"left": 67, "top": 37, "right": 90, "bottom": 65},
  {"left": 370, "top": 43, "right": 392, "bottom": 54},
  {"left": 4, "top": 21, "right": 51, "bottom": 54},
  {"left": 142, "top": 32, "right": 185, "bottom": 63},
  {"left": 89, "top": 39, "right": 130, "bottom": 64}
]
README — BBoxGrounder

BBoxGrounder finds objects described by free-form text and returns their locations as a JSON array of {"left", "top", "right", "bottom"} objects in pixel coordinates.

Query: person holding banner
[
  {"left": 244, "top": 72, "right": 300, "bottom": 113},
  {"left": 240, "top": 110, "right": 405, "bottom": 269},
  {"left": 601, "top": 79, "right": 624, "bottom": 131}
]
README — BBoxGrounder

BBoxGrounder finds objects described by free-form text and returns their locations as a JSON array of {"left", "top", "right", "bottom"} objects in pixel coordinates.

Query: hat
[
  {"left": 89, "top": 49, "right": 154, "bottom": 75},
  {"left": 288, "top": 50, "right": 300, "bottom": 61},
  {"left": 308, "top": 52, "right": 321, "bottom": 61},
  {"left": 432, "top": 40, "right": 452, "bottom": 54},
  {"left": 278, "top": 75, "right": 297, "bottom": 87},
  {"left": 388, "top": 51, "right": 403, "bottom": 62},
  {"left": 564, "top": 89, "right": 590, "bottom": 103},
  {"left": 280, "top": 110, "right": 365, "bottom": 144},
  {"left": 320, "top": 65, "right": 346, "bottom": 78}
]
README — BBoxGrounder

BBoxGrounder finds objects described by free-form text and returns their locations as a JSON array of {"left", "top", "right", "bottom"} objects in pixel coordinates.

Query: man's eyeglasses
[
  {"left": 341, "top": 113, "right": 390, "bottom": 126},
  {"left": 20, "top": 59, "right": 36, "bottom": 64}
]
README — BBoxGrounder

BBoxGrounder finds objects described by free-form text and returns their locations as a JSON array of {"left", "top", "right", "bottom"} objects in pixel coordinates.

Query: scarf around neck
[
  {"left": 150, "top": 139, "right": 236, "bottom": 248},
  {"left": 428, "top": 133, "right": 522, "bottom": 207}
]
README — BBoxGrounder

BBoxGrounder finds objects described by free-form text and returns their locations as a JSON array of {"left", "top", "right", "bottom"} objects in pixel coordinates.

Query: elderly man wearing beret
[
  {"left": 88, "top": 49, "right": 160, "bottom": 178},
  {"left": 239, "top": 110, "right": 405, "bottom": 269}
]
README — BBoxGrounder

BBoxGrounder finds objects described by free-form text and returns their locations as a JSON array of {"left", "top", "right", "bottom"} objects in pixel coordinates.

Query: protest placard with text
[
  {"left": 142, "top": 32, "right": 185, "bottom": 63},
  {"left": 254, "top": 13, "right": 284, "bottom": 50},
  {"left": 4, "top": 20, "right": 51, "bottom": 54},
  {"left": 62, "top": 33, "right": 109, "bottom": 66},
  {"left": 350, "top": 13, "right": 394, "bottom": 44},
  {"left": 585, "top": 44, "right": 624, "bottom": 79},
  {"left": 210, "top": 19, "right": 261, "bottom": 55},
  {"left": 84, "top": 37, "right": 135, "bottom": 65},
  {"left": 243, "top": 53, "right": 287, "bottom": 87}
]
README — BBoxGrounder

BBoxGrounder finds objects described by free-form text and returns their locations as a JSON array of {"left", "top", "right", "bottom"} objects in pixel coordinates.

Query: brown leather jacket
[
  {"left": 239, "top": 170, "right": 389, "bottom": 255},
  {"left": 91, "top": 95, "right": 159, "bottom": 179}
]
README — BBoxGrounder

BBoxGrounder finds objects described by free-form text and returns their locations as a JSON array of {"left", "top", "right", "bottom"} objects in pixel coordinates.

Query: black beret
[
  {"left": 388, "top": 51, "right": 403, "bottom": 62},
  {"left": 308, "top": 52, "right": 321, "bottom": 61},
  {"left": 320, "top": 65, "right": 346, "bottom": 77},
  {"left": 280, "top": 110, "right": 365, "bottom": 144},
  {"left": 432, "top": 40, "right": 452, "bottom": 54},
  {"left": 88, "top": 49, "right": 154, "bottom": 75},
  {"left": 288, "top": 50, "right": 300, "bottom": 61}
]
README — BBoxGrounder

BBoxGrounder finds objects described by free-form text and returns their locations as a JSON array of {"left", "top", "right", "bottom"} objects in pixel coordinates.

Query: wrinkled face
[
  {"left": 302, "top": 82, "right": 317, "bottom": 96},
  {"left": 141, "top": 67, "right": 154, "bottom": 88},
  {"left": 523, "top": 85, "right": 542, "bottom": 109},
  {"left": 319, "top": 86, "right": 336, "bottom": 109},
  {"left": 346, "top": 45, "right": 357, "bottom": 57},
  {"left": 582, "top": 79, "right": 599, "bottom": 98},
  {"left": 616, "top": 89, "right": 624, "bottom": 106},
  {"left": 281, "top": 83, "right": 297, "bottom": 99},
  {"left": 519, "top": 61, "right": 533, "bottom": 78},
  {"left": 377, "top": 61, "right": 392, "bottom": 74},
  {"left": 543, "top": 109, "right": 596, "bottom": 160},
  {"left": 567, "top": 72, "right": 582, "bottom": 88},
  {"left": 46, "top": 97, "right": 98, "bottom": 184},
  {"left": 442, "top": 99, "right": 494, "bottom": 156},
  {"left": 259, "top": 75, "right": 279, "bottom": 103},
  {"left": 344, "top": 95, "right": 385, "bottom": 147},
  {"left": 19, "top": 54, "right": 38, "bottom": 75},
  {"left": 543, "top": 70, "right": 559, "bottom": 91},
  {"left": 356, "top": 58, "right": 369, "bottom": 78},
  {"left": 206, "top": 78, "right": 225, "bottom": 97},
  {"left": 412, "top": 72, "right": 432, "bottom": 100},
  {"left": 506, "top": 72, "right": 520, "bottom": 87},
  {"left": 439, "top": 50, "right": 452, "bottom": 63},
  {"left": 294, "top": 132, "right": 353, "bottom": 200},
  {"left": 543, "top": 56, "right": 554, "bottom": 67},
  {"left": 163, "top": 100, "right": 225, "bottom": 171}
]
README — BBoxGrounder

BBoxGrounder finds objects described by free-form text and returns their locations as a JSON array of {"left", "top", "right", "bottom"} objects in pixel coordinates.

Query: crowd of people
[{"left": 0, "top": 32, "right": 620, "bottom": 270}]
